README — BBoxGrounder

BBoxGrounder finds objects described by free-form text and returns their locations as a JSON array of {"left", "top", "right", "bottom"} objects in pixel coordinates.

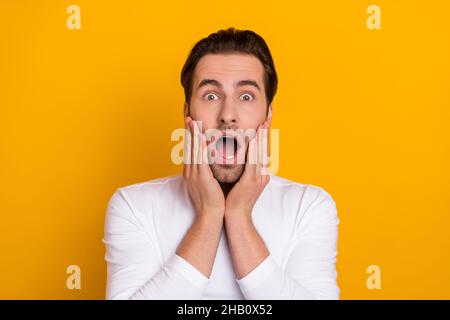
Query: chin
[{"left": 210, "top": 163, "right": 245, "bottom": 184}]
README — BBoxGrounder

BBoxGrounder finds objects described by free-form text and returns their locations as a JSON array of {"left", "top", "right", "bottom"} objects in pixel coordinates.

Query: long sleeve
[
  {"left": 236, "top": 187, "right": 340, "bottom": 300},
  {"left": 103, "top": 188, "right": 209, "bottom": 300}
]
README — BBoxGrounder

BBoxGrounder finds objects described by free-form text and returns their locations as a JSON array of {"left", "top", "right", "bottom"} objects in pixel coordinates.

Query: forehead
[{"left": 193, "top": 53, "right": 264, "bottom": 88}]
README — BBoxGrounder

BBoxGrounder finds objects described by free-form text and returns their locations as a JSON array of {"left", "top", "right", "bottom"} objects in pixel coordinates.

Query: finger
[
  {"left": 257, "top": 124, "right": 270, "bottom": 179},
  {"left": 199, "top": 133, "right": 213, "bottom": 177},
  {"left": 190, "top": 120, "right": 199, "bottom": 174},
  {"left": 194, "top": 120, "right": 203, "bottom": 166},
  {"left": 255, "top": 125, "right": 262, "bottom": 179},
  {"left": 201, "top": 133, "right": 208, "bottom": 166},
  {"left": 258, "top": 121, "right": 269, "bottom": 176},
  {"left": 184, "top": 117, "right": 193, "bottom": 168},
  {"left": 260, "top": 126, "right": 271, "bottom": 177},
  {"left": 244, "top": 131, "right": 258, "bottom": 180}
]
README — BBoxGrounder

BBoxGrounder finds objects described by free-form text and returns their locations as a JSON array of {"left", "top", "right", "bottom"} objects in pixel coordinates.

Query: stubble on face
[
  {"left": 210, "top": 162, "right": 245, "bottom": 184},
  {"left": 208, "top": 131, "right": 249, "bottom": 184}
]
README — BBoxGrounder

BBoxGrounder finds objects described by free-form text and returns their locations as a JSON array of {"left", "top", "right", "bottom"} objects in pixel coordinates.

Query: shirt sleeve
[
  {"left": 236, "top": 187, "right": 340, "bottom": 300},
  {"left": 103, "top": 188, "right": 209, "bottom": 300}
]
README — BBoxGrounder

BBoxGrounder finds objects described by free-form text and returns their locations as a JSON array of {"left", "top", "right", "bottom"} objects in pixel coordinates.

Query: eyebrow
[
  {"left": 198, "top": 79, "right": 222, "bottom": 89},
  {"left": 237, "top": 80, "right": 261, "bottom": 91},
  {"left": 197, "top": 79, "right": 261, "bottom": 91}
]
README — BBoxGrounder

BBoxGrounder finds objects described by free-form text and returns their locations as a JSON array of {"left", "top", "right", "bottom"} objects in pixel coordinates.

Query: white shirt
[{"left": 103, "top": 174, "right": 340, "bottom": 300}]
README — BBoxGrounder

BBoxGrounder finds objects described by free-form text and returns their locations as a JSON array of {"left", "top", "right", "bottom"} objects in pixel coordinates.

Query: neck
[{"left": 219, "top": 182, "right": 235, "bottom": 198}]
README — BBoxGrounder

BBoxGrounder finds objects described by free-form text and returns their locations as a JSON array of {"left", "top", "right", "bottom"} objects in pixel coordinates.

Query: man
[{"left": 103, "top": 27, "right": 340, "bottom": 300}]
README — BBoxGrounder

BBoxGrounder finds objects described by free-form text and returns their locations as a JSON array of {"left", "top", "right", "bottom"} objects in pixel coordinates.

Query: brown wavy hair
[{"left": 180, "top": 27, "right": 278, "bottom": 113}]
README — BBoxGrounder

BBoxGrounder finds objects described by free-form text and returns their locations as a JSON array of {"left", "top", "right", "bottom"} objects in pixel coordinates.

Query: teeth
[{"left": 216, "top": 135, "right": 238, "bottom": 160}]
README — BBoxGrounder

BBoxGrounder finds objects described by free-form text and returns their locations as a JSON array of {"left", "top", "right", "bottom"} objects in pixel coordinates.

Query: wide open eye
[
  {"left": 240, "top": 93, "right": 254, "bottom": 102},
  {"left": 204, "top": 93, "right": 219, "bottom": 101}
]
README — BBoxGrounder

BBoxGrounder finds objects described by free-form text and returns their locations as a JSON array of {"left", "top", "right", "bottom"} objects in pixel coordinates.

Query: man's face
[{"left": 185, "top": 53, "right": 273, "bottom": 183}]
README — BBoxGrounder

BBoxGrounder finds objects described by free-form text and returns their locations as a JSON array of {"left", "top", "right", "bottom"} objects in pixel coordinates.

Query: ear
[
  {"left": 265, "top": 103, "right": 273, "bottom": 127},
  {"left": 183, "top": 102, "right": 189, "bottom": 118}
]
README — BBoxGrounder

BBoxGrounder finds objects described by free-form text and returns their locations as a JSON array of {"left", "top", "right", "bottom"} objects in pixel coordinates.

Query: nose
[{"left": 218, "top": 97, "right": 238, "bottom": 126}]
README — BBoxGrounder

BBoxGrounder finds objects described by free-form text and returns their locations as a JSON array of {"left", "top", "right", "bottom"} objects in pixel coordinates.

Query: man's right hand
[{"left": 183, "top": 117, "right": 225, "bottom": 218}]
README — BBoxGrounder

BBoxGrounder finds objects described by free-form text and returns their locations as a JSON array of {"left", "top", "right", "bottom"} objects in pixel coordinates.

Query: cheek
[
  {"left": 189, "top": 104, "right": 217, "bottom": 130},
  {"left": 241, "top": 103, "right": 267, "bottom": 126}
]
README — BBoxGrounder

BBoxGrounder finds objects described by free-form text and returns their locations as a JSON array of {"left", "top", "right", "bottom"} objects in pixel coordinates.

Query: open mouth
[{"left": 215, "top": 135, "right": 241, "bottom": 163}]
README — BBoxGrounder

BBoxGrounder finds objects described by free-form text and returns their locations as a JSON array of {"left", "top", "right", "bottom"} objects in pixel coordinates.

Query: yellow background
[{"left": 1, "top": 0, "right": 449, "bottom": 299}]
